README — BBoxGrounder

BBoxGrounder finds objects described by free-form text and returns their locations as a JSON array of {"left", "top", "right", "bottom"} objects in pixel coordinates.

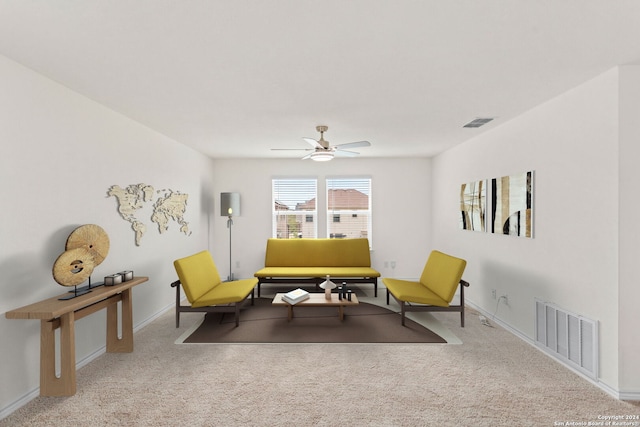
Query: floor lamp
[{"left": 220, "top": 192, "right": 240, "bottom": 281}]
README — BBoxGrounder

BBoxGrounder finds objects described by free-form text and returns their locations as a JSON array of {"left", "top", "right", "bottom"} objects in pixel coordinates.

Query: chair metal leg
[
  {"left": 400, "top": 301, "right": 406, "bottom": 326},
  {"left": 175, "top": 282, "right": 181, "bottom": 328}
]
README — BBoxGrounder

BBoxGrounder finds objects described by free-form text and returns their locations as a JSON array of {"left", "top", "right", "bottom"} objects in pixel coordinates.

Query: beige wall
[
  {"left": 618, "top": 65, "right": 640, "bottom": 394},
  {"left": 431, "top": 67, "right": 638, "bottom": 395},
  {"left": 0, "top": 54, "right": 215, "bottom": 414},
  {"left": 209, "top": 158, "right": 432, "bottom": 282}
]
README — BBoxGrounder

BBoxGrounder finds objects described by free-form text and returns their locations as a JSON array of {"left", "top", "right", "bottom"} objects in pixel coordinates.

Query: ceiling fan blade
[
  {"left": 303, "top": 137, "right": 323, "bottom": 149},
  {"left": 334, "top": 140, "right": 370, "bottom": 150},
  {"left": 301, "top": 152, "right": 313, "bottom": 160},
  {"left": 271, "top": 148, "right": 312, "bottom": 151},
  {"left": 335, "top": 149, "right": 360, "bottom": 157}
]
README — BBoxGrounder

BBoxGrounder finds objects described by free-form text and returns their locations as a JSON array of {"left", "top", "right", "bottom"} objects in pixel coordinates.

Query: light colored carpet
[{"left": 2, "top": 289, "right": 638, "bottom": 426}]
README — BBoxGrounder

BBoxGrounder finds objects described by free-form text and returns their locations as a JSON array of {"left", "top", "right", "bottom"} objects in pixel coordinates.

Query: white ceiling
[{"left": 2, "top": 1, "right": 640, "bottom": 159}]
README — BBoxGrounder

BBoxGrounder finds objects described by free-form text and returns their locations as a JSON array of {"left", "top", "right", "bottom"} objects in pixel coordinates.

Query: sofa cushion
[
  {"left": 173, "top": 250, "right": 221, "bottom": 304},
  {"left": 419, "top": 250, "right": 467, "bottom": 303},
  {"left": 263, "top": 238, "right": 372, "bottom": 268}
]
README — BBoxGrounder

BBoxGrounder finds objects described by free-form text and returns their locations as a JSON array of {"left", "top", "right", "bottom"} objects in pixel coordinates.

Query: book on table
[{"left": 281, "top": 288, "right": 310, "bottom": 305}]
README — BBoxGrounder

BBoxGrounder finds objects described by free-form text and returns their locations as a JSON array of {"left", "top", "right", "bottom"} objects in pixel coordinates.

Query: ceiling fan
[{"left": 272, "top": 125, "right": 371, "bottom": 161}]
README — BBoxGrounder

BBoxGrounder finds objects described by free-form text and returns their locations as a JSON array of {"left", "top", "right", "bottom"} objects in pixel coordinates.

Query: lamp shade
[{"left": 220, "top": 192, "right": 240, "bottom": 217}]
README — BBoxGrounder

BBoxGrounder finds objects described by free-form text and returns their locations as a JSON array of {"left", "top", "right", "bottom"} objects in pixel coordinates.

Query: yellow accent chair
[
  {"left": 383, "top": 250, "right": 469, "bottom": 327},
  {"left": 171, "top": 250, "right": 257, "bottom": 327}
]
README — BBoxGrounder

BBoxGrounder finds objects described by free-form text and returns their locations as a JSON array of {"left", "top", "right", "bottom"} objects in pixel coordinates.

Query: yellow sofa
[{"left": 254, "top": 238, "right": 381, "bottom": 297}]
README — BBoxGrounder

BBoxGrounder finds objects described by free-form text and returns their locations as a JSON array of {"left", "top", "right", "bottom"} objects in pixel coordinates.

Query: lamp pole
[
  {"left": 227, "top": 208, "right": 233, "bottom": 281},
  {"left": 220, "top": 192, "right": 240, "bottom": 282}
]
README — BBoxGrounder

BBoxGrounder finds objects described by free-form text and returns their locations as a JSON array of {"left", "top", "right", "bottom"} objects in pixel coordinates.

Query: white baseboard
[
  {"left": 0, "top": 389, "right": 39, "bottom": 421},
  {"left": 466, "top": 299, "right": 639, "bottom": 402},
  {"left": 618, "top": 390, "right": 640, "bottom": 401}
]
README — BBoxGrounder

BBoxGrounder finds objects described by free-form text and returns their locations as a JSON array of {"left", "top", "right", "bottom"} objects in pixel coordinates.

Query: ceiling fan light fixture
[
  {"left": 280, "top": 125, "right": 370, "bottom": 160},
  {"left": 310, "top": 151, "right": 334, "bottom": 162}
]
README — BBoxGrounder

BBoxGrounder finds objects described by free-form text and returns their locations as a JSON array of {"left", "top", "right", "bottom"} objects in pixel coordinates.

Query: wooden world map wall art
[{"left": 107, "top": 184, "right": 191, "bottom": 246}]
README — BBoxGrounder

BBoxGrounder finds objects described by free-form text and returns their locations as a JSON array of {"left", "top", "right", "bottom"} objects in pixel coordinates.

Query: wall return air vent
[
  {"left": 535, "top": 299, "right": 599, "bottom": 380},
  {"left": 463, "top": 117, "right": 494, "bottom": 128}
]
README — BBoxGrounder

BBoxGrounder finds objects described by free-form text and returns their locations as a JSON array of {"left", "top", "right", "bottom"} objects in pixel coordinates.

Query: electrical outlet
[
  {"left": 384, "top": 261, "right": 389, "bottom": 268},
  {"left": 390, "top": 261, "right": 396, "bottom": 269},
  {"left": 500, "top": 294, "right": 508, "bottom": 305},
  {"left": 491, "top": 289, "right": 497, "bottom": 300}
]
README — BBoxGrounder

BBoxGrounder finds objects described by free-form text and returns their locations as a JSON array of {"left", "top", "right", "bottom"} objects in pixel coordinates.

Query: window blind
[
  {"left": 326, "top": 178, "right": 372, "bottom": 245},
  {"left": 272, "top": 178, "right": 317, "bottom": 238}
]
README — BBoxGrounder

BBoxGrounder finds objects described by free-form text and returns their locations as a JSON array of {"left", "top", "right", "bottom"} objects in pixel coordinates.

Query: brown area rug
[{"left": 178, "top": 297, "right": 446, "bottom": 343}]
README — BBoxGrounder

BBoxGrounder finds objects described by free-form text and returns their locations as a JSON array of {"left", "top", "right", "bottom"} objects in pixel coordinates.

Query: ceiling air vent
[{"left": 463, "top": 117, "right": 494, "bottom": 128}]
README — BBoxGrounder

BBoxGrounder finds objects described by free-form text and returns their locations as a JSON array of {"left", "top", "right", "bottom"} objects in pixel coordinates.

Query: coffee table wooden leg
[
  {"left": 40, "top": 312, "right": 76, "bottom": 396},
  {"left": 287, "top": 305, "right": 293, "bottom": 321}
]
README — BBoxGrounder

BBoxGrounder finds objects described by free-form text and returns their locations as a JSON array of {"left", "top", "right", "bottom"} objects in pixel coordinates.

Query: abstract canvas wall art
[
  {"left": 490, "top": 171, "right": 533, "bottom": 238},
  {"left": 460, "top": 180, "right": 486, "bottom": 232}
]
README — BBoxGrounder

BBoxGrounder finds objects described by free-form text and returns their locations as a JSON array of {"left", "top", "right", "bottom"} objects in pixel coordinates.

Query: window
[
  {"left": 327, "top": 177, "right": 372, "bottom": 244},
  {"left": 271, "top": 177, "right": 372, "bottom": 244},
  {"left": 272, "top": 179, "right": 317, "bottom": 238}
]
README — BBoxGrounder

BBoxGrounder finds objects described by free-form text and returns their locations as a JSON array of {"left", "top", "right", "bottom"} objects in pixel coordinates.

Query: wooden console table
[{"left": 5, "top": 276, "right": 149, "bottom": 396}]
